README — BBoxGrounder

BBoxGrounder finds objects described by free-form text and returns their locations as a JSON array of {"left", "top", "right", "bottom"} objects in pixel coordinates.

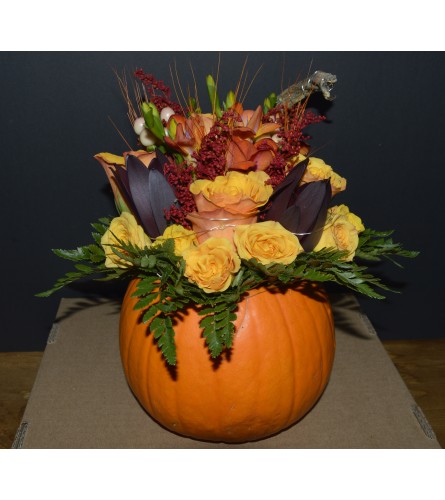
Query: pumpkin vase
[{"left": 119, "top": 279, "right": 335, "bottom": 443}]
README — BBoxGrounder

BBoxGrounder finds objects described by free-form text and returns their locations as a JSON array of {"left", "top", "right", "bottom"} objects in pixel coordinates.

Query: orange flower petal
[
  {"left": 255, "top": 122, "right": 281, "bottom": 138},
  {"left": 192, "top": 192, "right": 219, "bottom": 213},
  {"left": 232, "top": 127, "right": 256, "bottom": 139},
  {"left": 187, "top": 209, "right": 257, "bottom": 244},
  {"left": 226, "top": 136, "right": 258, "bottom": 170},
  {"left": 232, "top": 102, "right": 244, "bottom": 116},
  {"left": 253, "top": 150, "right": 274, "bottom": 171},
  {"left": 245, "top": 105, "right": 263, "bottom": 133},
  {"left": 227, "top": 160, "right": 257, "bottom": 171}
]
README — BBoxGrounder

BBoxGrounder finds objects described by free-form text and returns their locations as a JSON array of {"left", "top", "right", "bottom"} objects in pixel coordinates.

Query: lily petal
[
  {"left": 226, "top": 136, "right": 258, "bottom": 171},
  {"left": 245, "top": 105, "right": 263, "bottom": 133},
  {"left": 252, "top": 150, "right": 274, "bottom": 171},
  {"left": 255, "top": 122, "right": 281, "bottom": 138}
]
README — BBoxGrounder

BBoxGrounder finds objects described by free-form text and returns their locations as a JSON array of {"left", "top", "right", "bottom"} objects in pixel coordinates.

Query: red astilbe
[
  {"left": 265, "top": 154, "right": 288, "bottom": 188},
  {"left": 134, "top": 69, "right": 183, "bottom": 115},
  {"left": 193, "top": 117, "right": 233, "bottom": 181},
  {"left": 163, "top": 157, "right": 196, "bottom": 228},
  {"left": 262, "top": 105, "right": 325, "bottom": 184},
  {"left": 274, "top": 106, "right": 325, "bottom": 158}
]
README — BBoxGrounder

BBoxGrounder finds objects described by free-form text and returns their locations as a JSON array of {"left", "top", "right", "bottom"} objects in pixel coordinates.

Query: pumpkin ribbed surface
[{"left": 119, "top": 280, "right": 335, "bottom": 443}]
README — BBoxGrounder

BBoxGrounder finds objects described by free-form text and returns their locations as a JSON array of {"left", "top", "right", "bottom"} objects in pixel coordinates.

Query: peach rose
[
  {"left": 190, "top": 170, "right": 273, "bottom": 216},
  {"left": 101, "top": 212, "right": 151, "bottom": 268},
  {"left": 153, "top": 224, "right": 198, "bottom": 256},
  {"left": 183, "top": 237, "right": 241, "bottom": 293},
  {"left": 186, "top": 209, "right": 257, "bottom": 244},
  {"left": 234, "top": 221, "right": 304, "bottom": 265}
]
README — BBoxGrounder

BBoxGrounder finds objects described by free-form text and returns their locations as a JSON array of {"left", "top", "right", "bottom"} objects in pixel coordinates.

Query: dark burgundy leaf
[
  {"left": 110, "top": 165, "right": 136, "bottom": 207},
  {"left": 293, "top": 180, "right": 331, "bottom": 251},
  {"left": 146, "top": 156, "right": 164, "bottom": 177},
  {"left": 146, "top": 151, "right": 168, "bottom": 178},
  {"left": 154, "top": 149, "right": 170, "bottom": 176},
  {"left": 277, "top": 205, "right": 301, "bottom": 233},
  {"left": 147, "top": 168, "right": 177, "bottom": 235},
  {"left": 110, "top": 166, "right": 140, "bottom": 218},
  {"left": 264, "top": 158, "right": 308, "bottom": 221},
  {"left": 126, "top": 155, "right": 160, "bottom": 237},
  {"left": 113, "top": 164, "right": 131, "bottom": 194}
]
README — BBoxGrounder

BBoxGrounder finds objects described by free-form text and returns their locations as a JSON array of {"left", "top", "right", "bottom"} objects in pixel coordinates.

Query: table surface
[{"left": 1, "top": 295, "right": 444, "bottom": 448}]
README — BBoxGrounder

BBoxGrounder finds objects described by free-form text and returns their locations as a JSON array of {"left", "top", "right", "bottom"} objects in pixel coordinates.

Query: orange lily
[
  {"left": 226, "top": 136, "right": 278, "bottom": 172},
  {"left": 165, "top": 113, "right": 215, "bottom": 158},
  {"left": 232, "top": 105, "right": 280, "bottom": 140}
]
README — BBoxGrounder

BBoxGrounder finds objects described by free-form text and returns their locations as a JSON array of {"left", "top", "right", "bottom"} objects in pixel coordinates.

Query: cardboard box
[{"left": 13, "top": 294, "right": 441, "bottom": 448}]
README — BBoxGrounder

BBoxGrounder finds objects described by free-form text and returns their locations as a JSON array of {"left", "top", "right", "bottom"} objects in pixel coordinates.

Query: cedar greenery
[{"left": 38, "top": 218, "right": 418, "bottom": 365}]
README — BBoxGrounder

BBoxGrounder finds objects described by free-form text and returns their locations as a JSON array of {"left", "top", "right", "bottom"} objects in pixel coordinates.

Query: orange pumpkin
[{"left": 119, "top": 279, "right": 335, "bottom": 443}]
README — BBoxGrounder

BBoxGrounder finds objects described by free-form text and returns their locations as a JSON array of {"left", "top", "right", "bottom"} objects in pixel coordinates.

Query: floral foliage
[{"left": 39, "top": 68, "right": 418, "bottom": 365}]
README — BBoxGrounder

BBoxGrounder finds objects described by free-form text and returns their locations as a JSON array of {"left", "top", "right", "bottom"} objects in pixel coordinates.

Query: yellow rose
[
  {"left": 296, "top": 154, "right": 347, "bottom": 196},
  {"left": 314, "top": 206, "right": 363, "bottom": 261},
  {"left": 101, "top": 212, "right": 151, "bottom": 268},
  {"left": 153, "top": 224, "right": 198, "bottom": 256},
  {"left": 183, "top": 237, "right": 241, "bottom": 293},
  {"left": 190, "top": 170, "right": 273, "bottom": 215},
  {"left": 234, "top": 221, "right": 304, "bottom": 265},
  {"left": 328, "top": 204, "right": 365, "bottom": 233}
]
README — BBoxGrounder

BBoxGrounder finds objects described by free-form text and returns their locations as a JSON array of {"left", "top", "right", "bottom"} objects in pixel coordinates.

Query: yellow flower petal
[{"left": 95, "top": 152, "right": 125, "bottom": 166}]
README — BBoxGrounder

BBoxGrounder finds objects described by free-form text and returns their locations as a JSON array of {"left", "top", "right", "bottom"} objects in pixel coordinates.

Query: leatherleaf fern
[{"left": 37, "top": 218, "right": 418, "bottom": 365}]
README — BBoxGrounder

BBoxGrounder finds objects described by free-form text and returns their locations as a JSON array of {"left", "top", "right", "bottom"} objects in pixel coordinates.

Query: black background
[{"left": 1, "top": 51, "right": 444, "bottom": 351}]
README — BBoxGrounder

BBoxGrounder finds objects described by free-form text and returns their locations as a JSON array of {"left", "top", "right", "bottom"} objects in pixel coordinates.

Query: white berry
[
  {"left": 133, "top": 117, "right": 146, "bottom": 135},
  {"left": 160, "top": 107, "right": 175, "bottom": 122},
  {"left": 139, "top": 128, "right": 156, "bottom": 146}
]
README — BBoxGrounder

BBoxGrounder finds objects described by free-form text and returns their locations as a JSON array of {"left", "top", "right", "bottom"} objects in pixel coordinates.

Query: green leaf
[
  {"left": 91, "top": 232, "right": 102, "bottom": 245},
  {"left": 133, "top": 293, "right": 159, "bottom": 311},
  {"left": 206, "top": 75, "right": 222, "bottom": 118},
  {"left": 230, "top": 268, "right": 245, "bottom": 288},
  {"left": 199, "top": 302, "right": 228, "bottom": 316},
  {"left": 224, "top": 90, "right": 236, "bottom": 110},
  {"left": 188, "top": 96, "right": 200, "bottom": 113},
  {"left": 98, "top": 217, "right": 111, "bottom": 226},
  {"left": 91, "top": 222, "right": 109, "bottom": 235},
  {"left": 35, "top": 287, "right": 62, "bottom": 298},
  {"left": 95, "top": 270, "right": 126, "bottom": 281},
  {"left": 357, "top": 228, "right": 419, "bottom": 263},
  {"left": 75, "top": 263, "right": 93, "bottom": 273},
  {"left": 53, "top": 247, "right": 88, "bottom": 261},
  {"left": 157, "top": 300, "right": 179, "bottom": 313},
  {"left": 141, "top": 102, "right": 165, "bottom": 141},
  {"left": 86, "top": 244, "right": 105, "bottom": 259},
  {"left": 150, "top": 316, "right": 176, "bottom": 365},
  {"left": 263, "top": 92, "right": 277, "bottom": 114},
  {"left": 200, "top": 314, "right": 224, "bottom": 358},
  {"left": 142, "top": 305, "right": 161, "bottom": 324}
]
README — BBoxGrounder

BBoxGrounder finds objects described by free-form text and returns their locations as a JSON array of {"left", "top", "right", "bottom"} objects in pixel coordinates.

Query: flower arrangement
[{"left": 39, "top": 68, "right": 417, "bottom": 366}]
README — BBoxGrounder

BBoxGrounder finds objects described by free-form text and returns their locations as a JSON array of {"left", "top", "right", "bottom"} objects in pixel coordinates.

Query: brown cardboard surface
[{"left": 14, "top": 294, "right": 441, "bottom": 448}]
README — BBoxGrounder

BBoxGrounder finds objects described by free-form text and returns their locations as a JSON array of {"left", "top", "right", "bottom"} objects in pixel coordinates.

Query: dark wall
[{"left": 1, "top": 51, "right": 444, "bottom": 350}]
